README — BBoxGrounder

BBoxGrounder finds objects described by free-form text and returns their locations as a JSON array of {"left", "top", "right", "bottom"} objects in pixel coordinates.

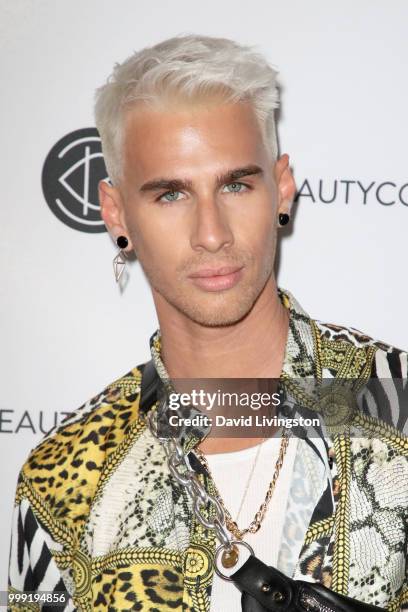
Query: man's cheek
[{"left": 148, "top": 254, "right": 174, "bottom": 282}]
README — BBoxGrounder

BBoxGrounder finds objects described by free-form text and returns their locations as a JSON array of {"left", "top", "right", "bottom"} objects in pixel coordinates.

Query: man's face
[{"left": 115, "top": 100, "right": 283, "bottom": 327}]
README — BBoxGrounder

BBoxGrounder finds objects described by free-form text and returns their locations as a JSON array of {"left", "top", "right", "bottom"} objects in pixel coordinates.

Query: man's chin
[
  {"left": 173, "top": 290, "right": 258, "bottom": 328},
  {"left": 183, "top": 310, "right": 250, "bottom": 328}
]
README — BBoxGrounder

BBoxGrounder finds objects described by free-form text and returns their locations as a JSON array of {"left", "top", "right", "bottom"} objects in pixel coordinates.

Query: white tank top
[{"left": 205, "top": 434, "right": 299, "bottom": 611}]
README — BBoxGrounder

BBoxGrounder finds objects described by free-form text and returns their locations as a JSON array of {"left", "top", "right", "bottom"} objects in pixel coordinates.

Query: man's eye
[
  {"left": 158, "top": 190, "right": 182, "bottom": 203},
  {"left": 223, "top": 182, "right": 248, "bottom": 194}
]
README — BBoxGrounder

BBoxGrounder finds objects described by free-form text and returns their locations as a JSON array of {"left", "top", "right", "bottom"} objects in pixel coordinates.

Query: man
[{"left": 7, "top": 34, "right": 408, "bottom": 611}]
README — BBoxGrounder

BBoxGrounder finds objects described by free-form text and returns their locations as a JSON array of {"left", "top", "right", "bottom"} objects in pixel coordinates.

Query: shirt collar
[{"left": 149, "top": 287, "right": 318, "bottom": 380}]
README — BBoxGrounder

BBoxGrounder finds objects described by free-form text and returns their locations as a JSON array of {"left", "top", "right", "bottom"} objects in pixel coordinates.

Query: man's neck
[
  {"left": 153, "top": 278, "right": 289, "bottom": 454},
  {"left": 157, "top": 279, "right": 289, "bottom": 380}
]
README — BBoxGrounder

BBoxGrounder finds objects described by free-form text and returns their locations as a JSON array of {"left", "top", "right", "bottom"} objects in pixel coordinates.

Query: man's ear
[
  {"left": 274, "top": 154, "right": 296, "bottom": 215},
  {"left": 98, "top": 180, "right": 134, "bottom": 251}
]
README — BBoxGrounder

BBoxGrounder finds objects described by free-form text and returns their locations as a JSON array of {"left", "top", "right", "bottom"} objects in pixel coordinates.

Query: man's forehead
[
  {"left": 124, "top": 99, "right": 264, "bottom": 146},
  {"left": 122, "top": 100, "right": 268, "bottom": 180}
]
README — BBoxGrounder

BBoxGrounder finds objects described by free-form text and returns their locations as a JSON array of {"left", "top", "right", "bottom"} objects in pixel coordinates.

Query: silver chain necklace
[{"left": 147, "top": 407, "right": 288, "bottom": 580}]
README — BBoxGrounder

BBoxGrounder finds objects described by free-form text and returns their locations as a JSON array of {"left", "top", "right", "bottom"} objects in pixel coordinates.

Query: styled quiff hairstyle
[{"left": 94, "top": 34, "right": 280, "bottom": 185}]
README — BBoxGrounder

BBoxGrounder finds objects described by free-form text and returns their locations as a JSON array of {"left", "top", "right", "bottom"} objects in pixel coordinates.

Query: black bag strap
[
  {"left": 139, "top": 359, "right": 161, "bottom": 416},
  {"left": 231, "top": 556, "right": 294, "bottom": 611}
]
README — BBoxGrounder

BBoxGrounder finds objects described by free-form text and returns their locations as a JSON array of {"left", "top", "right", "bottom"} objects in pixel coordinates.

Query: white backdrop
[{"left": 1, "top": 0, "right": 407, "bottom": 590}]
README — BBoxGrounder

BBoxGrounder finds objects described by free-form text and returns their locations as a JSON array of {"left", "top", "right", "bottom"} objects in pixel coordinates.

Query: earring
[
  {"left": 278, "top": 213, "right": 290, "bottom": 227},
  {"left": 113, "top": 235, "right": 129, "bottom": 282}
]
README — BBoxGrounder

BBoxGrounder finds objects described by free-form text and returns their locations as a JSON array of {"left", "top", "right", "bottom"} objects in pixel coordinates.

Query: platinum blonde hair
[{"left": 94, "top": 34, "right": 280, "bottom": 185}]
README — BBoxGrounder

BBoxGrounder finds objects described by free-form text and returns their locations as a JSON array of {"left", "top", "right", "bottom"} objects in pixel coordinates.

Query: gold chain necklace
[
  {"left": 195, "top": 427, "right": 290, "bottom": 544},
  {"left": 234, "top": 437, "right": 265, "bottom": 527}
]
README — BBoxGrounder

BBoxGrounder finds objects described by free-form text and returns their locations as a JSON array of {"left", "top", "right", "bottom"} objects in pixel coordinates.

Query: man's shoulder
[
  {"left": 313, "top": 317, "right": 407, "bottom": 378},
  {"left": 283, "top": 288, "right": 406, "bottom": 378},
  {"left": 17, "top": 360, "right": 152, "bottom": 522},
  {"left": 36, "top": 360, "right": 147, "bottom": 446},
  {"left": 308, "top": 318, "right": 408, "bottom": 447}
]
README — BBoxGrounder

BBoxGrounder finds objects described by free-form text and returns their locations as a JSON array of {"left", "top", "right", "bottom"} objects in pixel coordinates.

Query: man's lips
[
  {"left": 189, "top": 266, "right": 243, "bottom": 278},
  {"left": 188, "top": 265, "right": 244, "bottom": 291}
]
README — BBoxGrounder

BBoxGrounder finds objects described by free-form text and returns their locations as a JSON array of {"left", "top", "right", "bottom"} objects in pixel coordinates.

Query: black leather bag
[{"left": 231, "top": 554, "right": 383, "bottom": 611}]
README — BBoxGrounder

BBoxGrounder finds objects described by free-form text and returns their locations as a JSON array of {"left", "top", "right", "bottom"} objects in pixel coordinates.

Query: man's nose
[{"left": 190, "top": 195, "right": 234, "bottom": 253}]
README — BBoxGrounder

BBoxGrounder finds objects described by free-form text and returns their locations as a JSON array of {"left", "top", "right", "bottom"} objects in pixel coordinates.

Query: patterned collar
[{"left": 149, "top": 287, "right": 318, "bottom": 382}]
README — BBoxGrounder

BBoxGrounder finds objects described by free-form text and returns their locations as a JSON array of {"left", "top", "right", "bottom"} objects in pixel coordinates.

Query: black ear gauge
[
  {"left": 278, "top": 213, "right": 290, "bottom": 227},
  {"left": 116, "top": 235, "right": 129, "bottom": 249}
]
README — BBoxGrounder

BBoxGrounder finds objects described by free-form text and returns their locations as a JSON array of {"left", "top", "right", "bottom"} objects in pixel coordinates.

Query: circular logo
[
  {"left": 317, "top": 385, "right": 357, "bottom": 432},
  {"left": 183, "top": 544, "right": 213, "bottom": 588},
  {"left": 42, "top": 128, "right": 108, "bottom": 233}
]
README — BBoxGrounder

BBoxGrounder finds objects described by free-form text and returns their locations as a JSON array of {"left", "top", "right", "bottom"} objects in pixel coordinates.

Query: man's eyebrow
[
  {"left": 139, "top": 165, "right": 264, "bottom": 194},
  {"left": 216, "top": 165, "right": 264, "bottom": 186}
]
